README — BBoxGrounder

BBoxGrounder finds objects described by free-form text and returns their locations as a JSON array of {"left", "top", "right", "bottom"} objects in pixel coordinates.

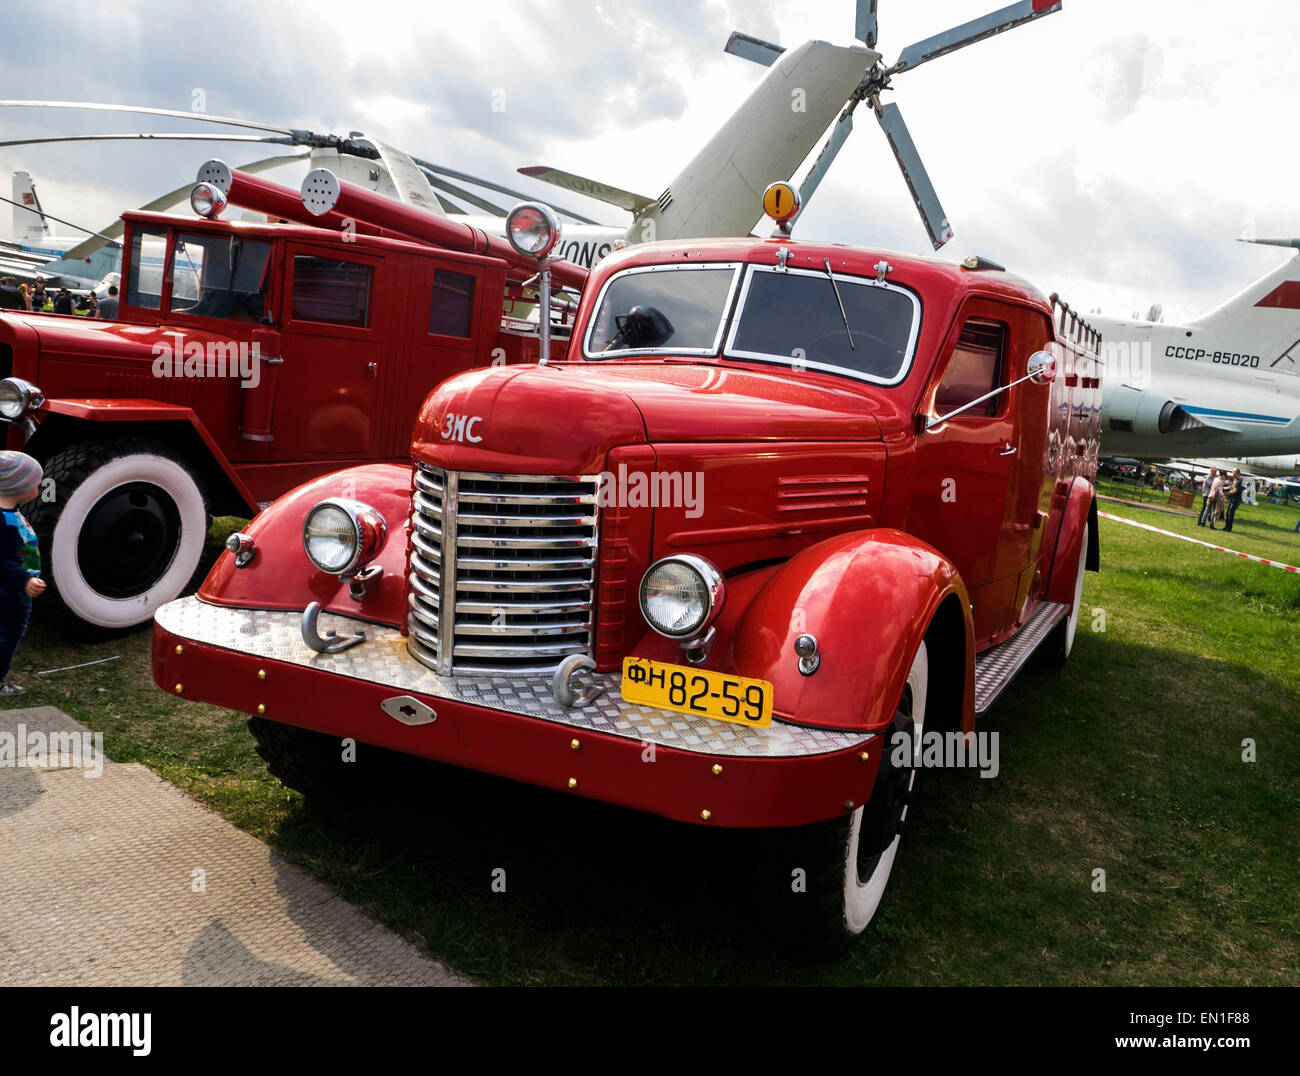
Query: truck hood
[
  {"left": 412, "top": 362, "right": 889, "bottom": 473},
  {"left": 1, "top": 311, "right": 251, "bottom": 371}
]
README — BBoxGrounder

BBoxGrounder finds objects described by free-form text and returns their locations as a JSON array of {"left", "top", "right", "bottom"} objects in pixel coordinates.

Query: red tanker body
[
  {"left": 152, "top": 226, "right": 1102, "bottom": 948},
  {"left": 0, "top": 168, "right": 582, "bottom": 633}
]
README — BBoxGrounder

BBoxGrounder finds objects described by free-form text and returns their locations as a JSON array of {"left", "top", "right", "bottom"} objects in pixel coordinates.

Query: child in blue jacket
[{"left": 0, "top": 451, "right": 47, "bottom": 695}]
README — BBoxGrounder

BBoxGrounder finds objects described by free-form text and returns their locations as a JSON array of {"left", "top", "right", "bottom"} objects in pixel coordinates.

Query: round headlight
[
  {"left": 302, "top": 499, "right": 386, "bottom": 576},
  {"left": 639, "top": 555, "right": 725, "bottom": 640},
  {"left": 505, "top": 201, "right": 561, "bottom": 259},
  {"left": 190, "top": 181, "right": 227, "bottom": 219},
  {"left": 0, "top": 377, "right": 43, "bottom": 421}
]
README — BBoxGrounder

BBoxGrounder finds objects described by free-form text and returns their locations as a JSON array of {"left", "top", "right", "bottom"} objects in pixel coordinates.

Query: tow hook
[
  {"left": 301, "top": 601, "right": 366, "bottom": 654},
  {"left": 552, "top": 654, "right": 604, "bottom": 708}
]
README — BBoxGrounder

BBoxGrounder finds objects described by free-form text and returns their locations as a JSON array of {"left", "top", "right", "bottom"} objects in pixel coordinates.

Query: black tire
[
  {"left": 248, "top": 717, "right": 397, "bottom": 801},
  {"left": 27, "top": 438, "right": 210, "bottom": 638},
  {"left": 1042, "top": 520, "right": 1090, "bottom": 667},
  {"left": 767, "top": 641, "right": 929, "bottom": 954}
]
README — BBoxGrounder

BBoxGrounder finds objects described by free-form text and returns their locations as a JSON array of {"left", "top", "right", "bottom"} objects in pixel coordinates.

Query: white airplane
[
  {"left": 0, "top": 171, "right": 121, "bottom": 290},
  {"left": 1094, "top": 238, "right": 1300, "bottom": 465}
]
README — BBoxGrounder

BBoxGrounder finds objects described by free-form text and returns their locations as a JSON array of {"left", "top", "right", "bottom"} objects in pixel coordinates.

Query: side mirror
[{"left": 1027, "top": 350, "right": 1057, "bottom": 385}]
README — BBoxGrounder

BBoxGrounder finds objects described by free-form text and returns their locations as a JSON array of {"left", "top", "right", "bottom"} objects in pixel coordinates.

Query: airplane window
[
  {"left": 291, "top": 256, "right": 372, "bottom": 328},
  {"left": 168, "top": 233, "right": 272, "bottom": 321},
  {"left": 126, "top": 226, "right": 168, "bottom": 311},
  {"left": 428, "top": 268, "right": 475, "bottom": 337},
  {"left": 933, "top": 321, "right": 1006, "bottom": 416},
  {"left": 725, "top": 266, "right": 920, "bottom": 384},
  {"left": 585, "top": 265, "right": 738, "bottom": 356}
]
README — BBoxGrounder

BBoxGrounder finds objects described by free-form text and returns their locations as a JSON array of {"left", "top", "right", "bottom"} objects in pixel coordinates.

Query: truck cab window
[
  {"left": 933, "top": 321, "right": 1006, "bottom": 417},
  {"left": 428, "top": 269, "right": 475, "bottom": 337},
  {"left": 584, "top": 265, "right": 738, "bottom": 356},
  {"left": 126, "top": 226, "right": 168, "bottom": 310},
  {"left": 168, "top": 233, "right": 272, "bottom": 321},
  {"left": 291, "top": 256, "right": 372, "bottom": 328},
  {"left": 726, "top": 266, "right": 920, "bottom": 384}
]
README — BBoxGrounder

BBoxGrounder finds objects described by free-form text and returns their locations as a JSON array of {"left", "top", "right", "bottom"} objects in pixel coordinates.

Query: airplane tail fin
[
  {"left": 11, "top": 171, "right": 49, "bottom": 242},
  {"left": 626, "top": 39, "right": 876, "bottom": 242},
  {"left": 1192, "top": 240, "right": 1300, "bottom": 371}
]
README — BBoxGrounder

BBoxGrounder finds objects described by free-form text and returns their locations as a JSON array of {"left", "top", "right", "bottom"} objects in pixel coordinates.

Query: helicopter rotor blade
[
  {"left": 893, "top": 0, "right": 1061, "bottom": 74},
  {"left": 723, "top": 31, "right": 785, "bottom": 67},
  {"left": 798, "top": 107, "right": 856, "bottom": 211},
  {"left": 0, "top": 132, "right": 296, "bottom": 149},
  {"left": 876, "top": 101, "right": 953, "bottom": 249},
  {"left": 409, "top": 157, "right": 602, "bottom": 225},
  {"left": 0, "top": 99, "right": 294, "bottom": 135},
  {"left": 856, "top": 0, "right": 879, "bottom": 48},
  {"left": 419, "top": 172, "right": 508, "bottom": 216}
]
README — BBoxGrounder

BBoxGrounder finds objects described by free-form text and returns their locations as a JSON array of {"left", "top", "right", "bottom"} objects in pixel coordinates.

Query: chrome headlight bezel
[
  {"left": 638, "top": 554, "right": 726, "bottom": 640},
  {"left": 0, "top": 377, "right": 44, "bottom": 421},
  {"left": 301, "top": 498, "right": 387, "bottom": 577},
  {"left": 505, "top": 201, "right": 562, "bottom": 259}
]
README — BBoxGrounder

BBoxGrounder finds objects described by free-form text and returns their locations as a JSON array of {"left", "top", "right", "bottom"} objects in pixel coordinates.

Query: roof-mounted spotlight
[
  {"left": 505, "top": 202, "right": 561, "bottom": 259},
  {"left": 190, "top": 181, "right": 228, "bottom": 219}
]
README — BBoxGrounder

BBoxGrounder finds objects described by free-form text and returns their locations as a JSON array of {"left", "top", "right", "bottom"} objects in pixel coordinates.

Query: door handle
[{"left": 1000, "top": 443, "right": 1017, "bottom": 456}]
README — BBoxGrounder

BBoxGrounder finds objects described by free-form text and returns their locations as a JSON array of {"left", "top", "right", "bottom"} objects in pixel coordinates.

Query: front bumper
[{"left": 154, "top": 596, "right": 880, "bottom": 827}]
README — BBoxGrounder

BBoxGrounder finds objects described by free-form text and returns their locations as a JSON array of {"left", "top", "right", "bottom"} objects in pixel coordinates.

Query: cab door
[
  {"left": 270, "top": 243, "right": 385, "bottom": 459},
  {"left": 907, "top": 301, "right": 1023, "bottom": 645},
  {"left": 374, "top": 256, "right": 491, "bottom": 459}
]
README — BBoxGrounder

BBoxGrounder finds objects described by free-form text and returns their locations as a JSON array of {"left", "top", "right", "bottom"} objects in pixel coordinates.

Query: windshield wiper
[{"left": 822, "top": 258, "right": 854, "bottom": 351}]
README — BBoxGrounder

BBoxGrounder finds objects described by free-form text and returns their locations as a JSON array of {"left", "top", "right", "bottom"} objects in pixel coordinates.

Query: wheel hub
[{"left": 77, "top": 481, "right": 182, "bottom": 599}]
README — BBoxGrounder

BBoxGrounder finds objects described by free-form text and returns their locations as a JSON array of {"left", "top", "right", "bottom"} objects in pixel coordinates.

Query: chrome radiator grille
[{"left": 407, "top": 464, "right": 599, "bottom": 675}]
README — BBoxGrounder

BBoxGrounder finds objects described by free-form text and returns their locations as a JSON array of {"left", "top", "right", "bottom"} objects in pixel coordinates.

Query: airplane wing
[{"left": 517, "top": 166, "right": 657, "bottom": 215}]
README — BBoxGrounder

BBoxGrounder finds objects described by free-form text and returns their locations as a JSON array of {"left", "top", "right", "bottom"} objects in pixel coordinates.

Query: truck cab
[
  {"left": 152, "top": 229, "right": 1102, "bottom": 949},
  {"left": 0, "top": 204, "right": 550, "bottom": 633}
]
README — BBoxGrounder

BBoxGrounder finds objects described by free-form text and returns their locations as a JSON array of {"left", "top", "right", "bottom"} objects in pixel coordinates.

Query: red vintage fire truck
[
  {"left": 0, "top": 162, "right": 584, "bottom": 633},
  {"left": 151, "top": 188, "right": 1102, "bottom": 948}
]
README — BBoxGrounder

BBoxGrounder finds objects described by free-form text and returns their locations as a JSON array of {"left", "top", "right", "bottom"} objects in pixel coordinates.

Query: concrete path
[{"left": 0, "top": 706, "right": 471, "bottom": 986}]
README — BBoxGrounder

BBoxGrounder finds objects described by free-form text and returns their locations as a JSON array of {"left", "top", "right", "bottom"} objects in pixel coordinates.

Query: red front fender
[
  {"left": 730, "top": 529, "right": 975, "bottom": 733},
  {"left": 198, "top": 463, "right": 413, "bottom": 626}
]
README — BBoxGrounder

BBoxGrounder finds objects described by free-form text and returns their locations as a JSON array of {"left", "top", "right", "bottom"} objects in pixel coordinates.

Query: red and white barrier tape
[{"left": 1098, "top": 511, "right": 1300, "bottom": 573}]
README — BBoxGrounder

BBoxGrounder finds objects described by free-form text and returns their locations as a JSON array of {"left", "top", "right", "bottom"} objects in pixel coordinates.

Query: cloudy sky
[{"left": 1, "top": 0, "right": 1296, "bottom": 322}]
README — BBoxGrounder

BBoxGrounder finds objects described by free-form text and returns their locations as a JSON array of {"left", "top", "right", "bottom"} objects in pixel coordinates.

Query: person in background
[
  {"left": 85, "top": 292, "right": 97, "bottom": 317},
  {"left": 1223, "top": 468, "right": 1244, "bottom": 531},
  {"left": 1206, "top": 470, "right": 1225, "bottom": 530},
  {"left": 1197, "top": 468, "right": 1218, "bottom": 526},
  {"left": 0, "top": 277, "right": 22, "bottom": 310},
  {"left": 97, "top": 284, "right": 119, "bottom": 319},
  {"left": 17, "top": 283, "right": 31, "bottom": 311},
  {"left": 0, "top": 451, "right": 46, "bottom": 696},
  {"left": 52, "top": 288, "right": 73, "bottom": 315}
]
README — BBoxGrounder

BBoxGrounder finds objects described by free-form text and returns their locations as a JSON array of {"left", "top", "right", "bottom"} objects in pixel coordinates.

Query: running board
[{"left": 974, "top": 601, "right": 1069, "bottom": 714}]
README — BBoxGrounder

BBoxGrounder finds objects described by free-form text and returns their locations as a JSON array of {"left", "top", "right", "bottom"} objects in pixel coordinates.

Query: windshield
[
  {"left": 168, "top": 232, "right": 272, "bottom": 322},
  {"left": 582, "top": 260, "right": 921, "bottom": 384},
  {"left": 583, "top": 264, "right": 739, "bottom": 357},
  {"left": 725, "top": 266, "right": 920, "bottom": 385}
]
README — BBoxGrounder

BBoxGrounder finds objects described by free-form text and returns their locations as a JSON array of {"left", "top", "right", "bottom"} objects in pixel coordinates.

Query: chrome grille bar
[{"left": 407, "top": 463, "right": 600, "bottom": 676}]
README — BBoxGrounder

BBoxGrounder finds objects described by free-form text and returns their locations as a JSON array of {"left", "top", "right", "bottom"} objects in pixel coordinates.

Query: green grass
[{"left": 5, "top": 507, "right": 1298, "bottom": 985}]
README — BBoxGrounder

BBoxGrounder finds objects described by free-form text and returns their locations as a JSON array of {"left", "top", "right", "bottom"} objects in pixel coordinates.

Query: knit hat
[{"left": 0, "top": 452, "right": 43, "bottom": 497}]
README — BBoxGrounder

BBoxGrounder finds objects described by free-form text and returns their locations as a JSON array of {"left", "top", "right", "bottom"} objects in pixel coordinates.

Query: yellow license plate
[{"left": 620, "top": 658, "right": 773, "bottom": 729}]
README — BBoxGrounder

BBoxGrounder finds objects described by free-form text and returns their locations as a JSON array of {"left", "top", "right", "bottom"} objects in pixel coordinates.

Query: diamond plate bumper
[{"left": 153, "top": 596, "right": 881, "bottom": 828}]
